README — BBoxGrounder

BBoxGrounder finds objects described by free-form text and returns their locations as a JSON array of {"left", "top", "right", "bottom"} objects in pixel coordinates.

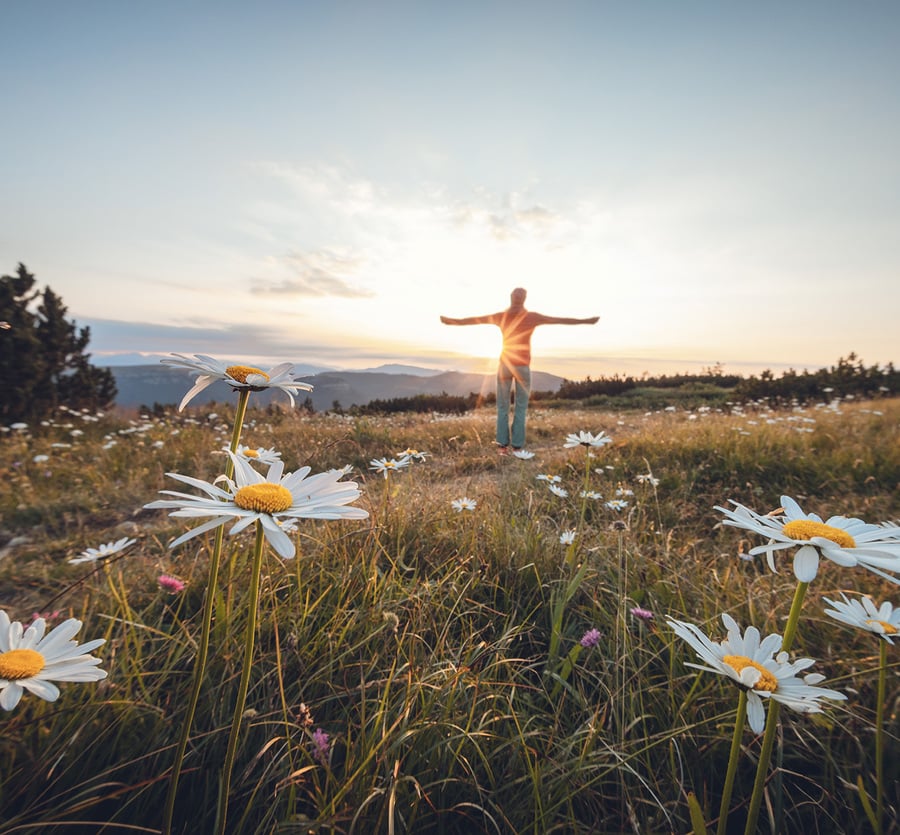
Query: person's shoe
[{"left": 496, "top": 445, "right": 510, "bottom": 456}]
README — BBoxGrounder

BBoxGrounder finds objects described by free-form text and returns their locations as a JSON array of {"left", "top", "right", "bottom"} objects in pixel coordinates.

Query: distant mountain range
[
  {"left": 107, "top": 365, "right": 565, "bottom": 412},
  {"left": 97, "top": 354, "right": 446, "bottom": 378}
]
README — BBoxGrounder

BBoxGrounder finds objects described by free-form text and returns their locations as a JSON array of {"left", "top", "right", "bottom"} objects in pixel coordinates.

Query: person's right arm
[
  {"left": 440, "top": 314, "right": 496, "bottom": 325},
  {"left": 533, "top": 314, "right": 600, "bottom": 326}
]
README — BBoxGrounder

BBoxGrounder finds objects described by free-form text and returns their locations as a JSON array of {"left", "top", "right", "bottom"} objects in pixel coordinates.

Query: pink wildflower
[
  {"left": 580, "top": 628, "right": 601, "bottom": 648},
  {"left": 158, "top": 574, "right": 186, "bottom": 594},
  {"left": 630, "top": 606, "right": 654, "bottom": 621}
]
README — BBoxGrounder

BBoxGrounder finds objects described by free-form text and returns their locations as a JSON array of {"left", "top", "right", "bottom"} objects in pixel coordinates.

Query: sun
[{"left": 460, "top": 325, "right": 503, "bottom": 362}]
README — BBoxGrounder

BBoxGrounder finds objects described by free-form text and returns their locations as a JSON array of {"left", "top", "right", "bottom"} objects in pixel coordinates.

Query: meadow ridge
[{"left": 1, "top": 395, "right": 898, "bottom": 834}]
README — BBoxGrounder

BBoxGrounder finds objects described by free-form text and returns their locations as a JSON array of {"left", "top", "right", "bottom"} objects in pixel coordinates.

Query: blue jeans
[{"left": 496, "top": 365, "right": 531, "bottom": 448}]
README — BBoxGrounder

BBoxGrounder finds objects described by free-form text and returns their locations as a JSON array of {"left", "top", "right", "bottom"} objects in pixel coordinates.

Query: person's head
[{"left": 510, "top": 287, "right": 527, "bottom": 307}]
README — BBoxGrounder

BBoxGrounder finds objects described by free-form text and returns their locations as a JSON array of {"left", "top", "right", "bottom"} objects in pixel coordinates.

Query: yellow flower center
[
  {"left": 226, "top": 365, "right": 269, "bottom": 384},
  {"left": 0, "top": 648, "right": 45, "bottom": 680},
  {"left": 722, "top": 654, "right": 778, "bottom": 692},
  {"left": 244, "top": 449, "right": 259, "bottom": 458},
  {"left": 782, "top": 519, "right": 856, "bottom": 548},
  {"left": 234, "top": 483, "right": 293, "bottom": 513},
  {"left": 866, "top": 619, "right": 898, "bottom": 635}
]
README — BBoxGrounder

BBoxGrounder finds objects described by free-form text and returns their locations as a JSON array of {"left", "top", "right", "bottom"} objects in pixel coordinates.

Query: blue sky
[{"left": 3, "top": 1, "right": 899, "bottom": 378}]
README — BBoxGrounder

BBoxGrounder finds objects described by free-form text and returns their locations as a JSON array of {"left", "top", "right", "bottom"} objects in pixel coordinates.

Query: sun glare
[{"left": 461, "top": 325, "right": 503, "bottom": 362}]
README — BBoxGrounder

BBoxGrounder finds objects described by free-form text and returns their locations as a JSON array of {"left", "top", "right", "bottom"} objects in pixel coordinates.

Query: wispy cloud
[
  {"left": 82, "top": 317, "right": 328, "bottom": 362},
  {"left": 252, "top": 161, "right": 379, "bottom": 218},
  {"left": 253, "top": 160, "right": 568, "bottom": 246},
  {"left": 445, "top": 194, "right": 566, "bottom": 242},
  {"left": 252, "top": 248, "right": 372, "bottom": 298}
]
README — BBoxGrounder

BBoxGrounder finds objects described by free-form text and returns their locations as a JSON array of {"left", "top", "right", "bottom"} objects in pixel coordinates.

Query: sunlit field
[{"left": 1, "top": 394, "right": 898, "bottom": 834}]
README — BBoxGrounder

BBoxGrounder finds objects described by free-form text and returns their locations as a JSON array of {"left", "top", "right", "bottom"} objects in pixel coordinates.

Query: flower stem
[
  {"left": 564, "top": 450, "right": 592, "bottom": 569},
  {"left": 743, "top": 580, "right": 809, "bottom": 835},
  {"left": 875, "top": 639, "right": 886, "bottom": 835},
  {"left": 779, "top": 580, "right": 809, "bottom": 653},
  {"left": 215, "top": 521, "right": 266, "bottom": 835},
  {"left": 580, "top": 447, "right": 592, "bottom": 513},
  {"left": 163, "top": 389, "right": 249, "bottom": 835},
  {"left": 717, "top": 689, "right": 747, "bottom": 835},
  {"left": 742, "top": 702, "right": 781, "bottom": 835}
]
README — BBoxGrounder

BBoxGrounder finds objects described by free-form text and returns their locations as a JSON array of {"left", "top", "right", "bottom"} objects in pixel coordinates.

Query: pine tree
[
  {"left": 0, "top": 264, "right": 45, "bottom": 422},
  {"left": 0, "top": 263, "right": 117, "bottom": 423}
]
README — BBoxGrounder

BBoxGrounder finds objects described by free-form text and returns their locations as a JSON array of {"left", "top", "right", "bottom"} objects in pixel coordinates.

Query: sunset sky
[{"left": 3, "top": 1, "right": 899, "bottom": 380}]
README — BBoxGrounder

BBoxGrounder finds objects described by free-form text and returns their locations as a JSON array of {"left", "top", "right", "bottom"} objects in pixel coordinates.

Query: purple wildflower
[
  {"left": 630, "top": 606, "right": 654, "bottom": 621},
  {"left": 311, "top": 727, "right": 330, "bottom": 765},
  {"left": 580, "top": 628, "right": 601, "bottom": 648}
]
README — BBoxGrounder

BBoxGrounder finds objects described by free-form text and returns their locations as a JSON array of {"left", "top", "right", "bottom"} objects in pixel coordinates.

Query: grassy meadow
[{"left": 1, "top": 394, "right": 898, "bottom": 834}]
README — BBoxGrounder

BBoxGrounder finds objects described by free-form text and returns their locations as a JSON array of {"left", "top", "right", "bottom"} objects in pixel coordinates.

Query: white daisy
[
  {"left": 715, "top": 495, "right": 900, "bottom": 583},
  {"left": 667, "top": 613, "right": 846, "bottom": 733},
  {"left": 548, "top": 484, "right": 569, "bottom": 498},
  {"left": 233, "top": 444, "right": 283, "bottom": 466},
  {"left": 396, "top": 448, "right": 430, "bottom": 462},
  {"left": 69, "top": 536, "right": 136, "bottom": 565},
  {"left": 451, "top": 497, "right": 477, "bottom": 512},
  {"left": 368, "top": 457, "right": 410, "bottom": 478},
  {"left": 605, "top": 499, "right": 629, "bottom": 511},
  {"left": 822, "top": 593, "right": 900, "bottom": 644},
  {"left": 536, "top": 474, "right": 562, "bottom": 484},
  {"left": 559, "top": 529, "right": 576, "bottom": 545},
  {"left": 563, "top": 430, "right": 613, "bottom": 449},
  {"left": 0, "top": 612, "right": 107, "bottom": 711},
  {"left": 161, "top": 353, "right": 313, "bottom": 411},
  {"left": 512, "top": 449, "right": 535, "bottom": 459},
  {"left": 145, "top": 451, "right": 368, "bottom": 559},
  {"left": 580, "top": 490, "right": 603, "bottom": 500}
]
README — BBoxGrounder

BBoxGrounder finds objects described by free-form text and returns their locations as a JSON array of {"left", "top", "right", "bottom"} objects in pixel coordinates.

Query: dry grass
[{"left": 0, "top": 396, "right": 898, "bottom": 833}]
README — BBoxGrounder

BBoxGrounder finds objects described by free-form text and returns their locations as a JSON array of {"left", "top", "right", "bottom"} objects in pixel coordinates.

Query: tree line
[
  {"left": 347, "top": 392, "right": 483, "bottom": 415},
  {"left": 557, "top": 364, "right": 745, "bottom": 399},
  {"left": 352, "top": 356, "right": 897, "bottom": 414},
  {"left": 732, "top": 353, "right": 898, "bottom": 404},
  {"left": 1, "top": 263, "right": 116, "bottom": 423}
]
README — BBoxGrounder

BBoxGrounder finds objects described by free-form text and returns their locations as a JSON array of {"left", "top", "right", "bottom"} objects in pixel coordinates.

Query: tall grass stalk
[{"left": 614, "top": 526, "right": 629, "bottom": 822}]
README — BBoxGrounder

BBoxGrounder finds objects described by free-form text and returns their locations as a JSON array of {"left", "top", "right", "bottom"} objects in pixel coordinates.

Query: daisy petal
[
  {"left": 746, "top": 693, "right": 766, "bottom": 734},
  {"left": 793, "top": 545, "right": 820, "bottom": 582}
]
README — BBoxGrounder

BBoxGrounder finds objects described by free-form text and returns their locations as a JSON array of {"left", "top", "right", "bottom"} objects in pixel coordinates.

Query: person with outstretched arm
[{"left": 441, "top": 287, "right": 599, "bottom": 453}]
